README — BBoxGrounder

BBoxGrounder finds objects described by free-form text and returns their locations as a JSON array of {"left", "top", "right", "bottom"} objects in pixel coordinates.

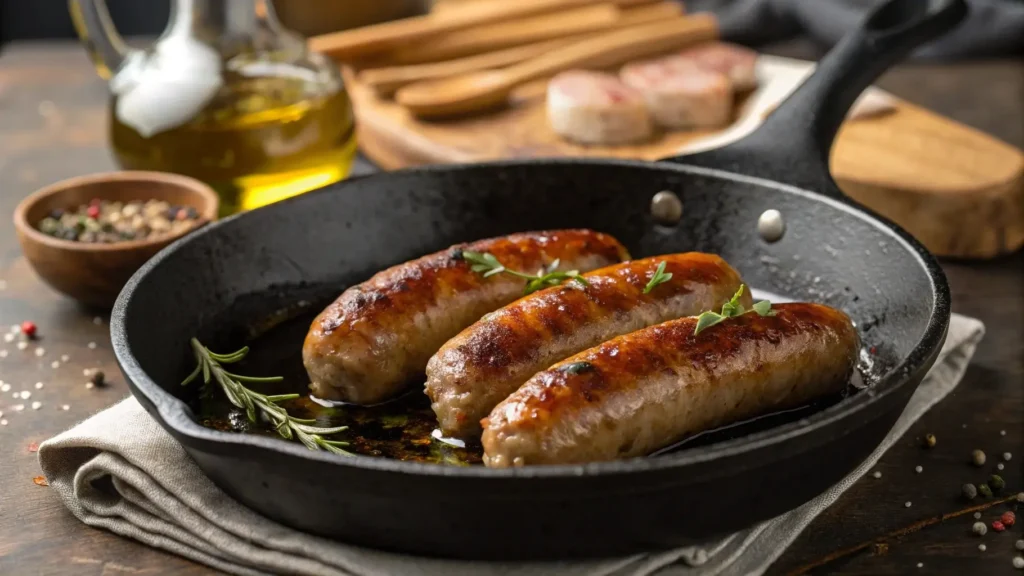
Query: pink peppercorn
[
  {"left": 86, "top": 204, "right": 100, "bottom": 219},
  {"left": 992, "top": 520, "right": 1006, "bottom": 532},
  {"left": 1002, "top": 511, "right": 1016, "bottom": 527},
  {"left": 20, "top": 321, "right": 37, "bottom": 339}
]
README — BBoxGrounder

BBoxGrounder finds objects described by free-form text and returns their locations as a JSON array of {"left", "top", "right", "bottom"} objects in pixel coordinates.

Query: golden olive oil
[{"left": 110, "top": 73, "right": 356, "bottom": 215}]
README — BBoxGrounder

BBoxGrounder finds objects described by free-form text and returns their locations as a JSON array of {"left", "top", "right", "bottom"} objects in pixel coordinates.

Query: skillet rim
[{"left": 111, "top": 157, "right": 952, "bottom": 479}]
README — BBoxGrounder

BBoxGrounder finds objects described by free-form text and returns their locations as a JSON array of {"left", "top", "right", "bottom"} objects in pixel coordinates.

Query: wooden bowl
[{"left": 13, "top": 171, "right": 219, "bottom": 308}]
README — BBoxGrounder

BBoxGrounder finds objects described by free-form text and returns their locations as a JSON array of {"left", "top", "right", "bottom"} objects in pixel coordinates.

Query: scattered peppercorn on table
[{"left": 0, "top": 42, "right": 1022, "bottom": 576}]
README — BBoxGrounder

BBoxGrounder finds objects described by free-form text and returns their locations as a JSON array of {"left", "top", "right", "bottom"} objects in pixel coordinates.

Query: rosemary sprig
[
  {"left": 693, "top": 285, "right": 775, "bottom": 335},
  {"left": 643, "top": 261, "right": 673, "bottom": 294},
  {"left": 182, "top": 338, "right": 351, "bottom": 455},
  {"left": 461, "top": 251, "right": 589, "bottom": 295}
]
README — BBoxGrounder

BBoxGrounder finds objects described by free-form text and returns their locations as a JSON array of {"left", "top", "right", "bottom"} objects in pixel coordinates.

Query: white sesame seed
[
  {"left": 873, "top": 471, "right": 882, "bottom": 479},
  {"left": 85, "top": 382, "right": 94, "bottom": 389},
  {"left": 979, "top": 544, "right": 987, "bottom": 552},
  {"left": 31, "top": 401, "right": 41, "bottom": 410},
  {"left": 975, "top": 512, "right": 983, "bottom": 519},
  {"left": 0, "top": 419, "right": 6, "bottom": 425},
  {"left": 1013, "top": 556, "right": 1024, "bottom": 569},
  {"left": 905, "top": 501, "right": 912, "bottom": 508},
  {"left": 50, "top": 360, "right": 59, "bottom": 369},
  {"left": 1016, "top": 540, "right": 1024, "bottom": 551},
  {"left": 13, "top": 404, "right": 24, "bottom": 411},
  {"left": 34, "top": 382, "right": 43, "bottom": 389},
  {"left": 0, "top": 349, "right": 7, "bottom": 357},
  {"left": 93, "top": 317, "right": 103, "bottom": 325},
  {"left": 0, "top": 383, "right": 9, "bottom": 392},
  {"left": 1004, "top": 452, "right": 1012, "bottom": 461},
  {"left": 0, "top": 409, "right": 3, "bottom": 418},
  {"left": 61, "top": 354, "right": 69, "bottom": 362},
  {"left": 34, "top": 347, "right": 45, "bottom": 357},
  {"left": 10, "top": 324, "right": 19, "bottom": 333},
  {"left": 88, "top": 341, "right": 97, "bottom": 349},
  {"left": 1001, "top": 430, "right": 1007, "bottom": 436},
  {"left": 3, "top": 333, "right": 13, "bottom": 343},
  {"left": 17, "top": 341, "right": 28, "bottom": 350},
  {"left": 962, "top": 424, "right": 967, "bottom": 429},
  {"left": 999, "top": 463, "right": 1005, "bottom": 471},
  {"left": 19, "top": 390, "right": 31, "bottom": 399},
  {"left": 917, "top": 563, "right": 923, "bottom": 568},
  {"left": 915, "top": 466, "right": 923, "bottom": 473},
  {"left": 60, "top": 404, "right": 70, "bottom": 411},
  {"left": 11, "top": 392, "right": 16, "bottom": 398}
]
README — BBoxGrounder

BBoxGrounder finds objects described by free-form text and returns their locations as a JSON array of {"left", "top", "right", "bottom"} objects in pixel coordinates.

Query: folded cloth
[
  {"left": 39, "top": 313, "right": 984, "bottom": 576},
  {"left": 689, "top": 0, "right": 1024, "bottom": 59}
]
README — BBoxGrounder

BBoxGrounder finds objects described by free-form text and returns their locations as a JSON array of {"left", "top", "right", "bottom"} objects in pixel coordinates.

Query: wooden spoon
[
  {"left": 395, "top": 14, "right": 719, "bottom": 118},
  {"left": 360, "top": 3, "right": 684, "bottom": 96},
  {"left": 310, "top": 0, "right": 653, "bottom": 61}
]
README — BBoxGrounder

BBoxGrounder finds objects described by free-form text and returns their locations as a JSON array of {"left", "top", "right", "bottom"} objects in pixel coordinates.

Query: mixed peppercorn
[{"left": 36, "top": 199, "right": 202, "bottom": 243}]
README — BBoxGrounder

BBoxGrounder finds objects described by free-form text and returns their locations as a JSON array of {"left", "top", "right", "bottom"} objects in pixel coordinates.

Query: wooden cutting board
[{"left": 345, "top": 55, "right": 1024, "bottom": 259}]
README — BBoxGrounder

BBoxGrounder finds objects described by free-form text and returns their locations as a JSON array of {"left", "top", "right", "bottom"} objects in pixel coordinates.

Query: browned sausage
[
  {"left": 481, "top": 303, "right": 859, "bottom": 467},
  {"left": 426, "top": 253, "right": 750, "bottom": 437},
  {"left": 303, "top": 230, "right": 629, "bottom": 404}
]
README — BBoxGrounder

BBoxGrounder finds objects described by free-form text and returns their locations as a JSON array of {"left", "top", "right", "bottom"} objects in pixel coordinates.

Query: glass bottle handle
[{"left": 68, "top": 0, "right": 138, "bottom": 79}]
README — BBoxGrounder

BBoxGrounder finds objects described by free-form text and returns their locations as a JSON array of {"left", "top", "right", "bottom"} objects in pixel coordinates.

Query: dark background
[{"left": 0, "top": 0, "right": 170, "bottom": 44}]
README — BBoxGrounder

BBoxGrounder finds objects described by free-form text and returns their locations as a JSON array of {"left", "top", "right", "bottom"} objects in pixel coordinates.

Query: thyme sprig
[
  {"left": 182, "top": 338, "right": 351, "bottom": 455},
  {"left": 462, "top": 251, "right": 589, "bottom": 295},
  {"left": 693, "top": 285, "right": 775, "bottom": 335},
  {"left": 643, "top": 261, "right": 673, "bottom": 294}
]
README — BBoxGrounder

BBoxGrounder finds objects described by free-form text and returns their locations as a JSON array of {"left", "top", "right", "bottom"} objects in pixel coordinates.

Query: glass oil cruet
[{"left": 69, "top": 0, "right": 357, "bottom": 215}]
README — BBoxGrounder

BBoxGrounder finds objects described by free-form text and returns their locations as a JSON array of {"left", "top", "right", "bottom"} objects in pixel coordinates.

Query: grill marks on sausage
[
  {"left": 304, "top": 230, "right": 628, "bottom": 404},
  {"left": 426, "top": 253, "right": 748, "bottom": 437},
  {"left": 481, "top": 303, "right": 859, "bottom": 466}
]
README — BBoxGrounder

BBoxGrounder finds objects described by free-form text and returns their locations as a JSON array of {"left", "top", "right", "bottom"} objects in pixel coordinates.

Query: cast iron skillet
[{"left": 112, "top": 0, "right": 963, "bottom": 561}]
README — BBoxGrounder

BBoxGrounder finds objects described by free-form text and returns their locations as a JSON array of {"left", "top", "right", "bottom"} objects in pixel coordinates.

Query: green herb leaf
[
  {"left": 751, "top": 300, "right": 775, "bottom": 316},
  {"left": 693, "top": 311, "right": 727, "bottom": 335},
  {"left": 182, "top": 338, "right": 351, "bottom": 455},
  {"left": 463, "top": 251, "right": 590, "bottom": 295},
  {"left": 719, "top": 285, "right": 747, "bottom": 317},
  {"left": 692, "top": 285, "right": 775, "bottom": 335},
  {"left": 643, "top": 261, "right": 673, "bottom": 294}
]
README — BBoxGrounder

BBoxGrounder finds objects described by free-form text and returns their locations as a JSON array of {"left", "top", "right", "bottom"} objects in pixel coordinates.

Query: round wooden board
[{"left": 345, "top": 56, "right": 1024, "bottom": 259}]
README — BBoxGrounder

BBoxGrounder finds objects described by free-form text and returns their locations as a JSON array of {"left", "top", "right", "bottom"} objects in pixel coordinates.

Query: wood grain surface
[
  {"left": 0, "top": 41, "right": 1022, "bottom": 576},
  {"left": 349, "top": 53, "right": 1024, "bottom": 259}
]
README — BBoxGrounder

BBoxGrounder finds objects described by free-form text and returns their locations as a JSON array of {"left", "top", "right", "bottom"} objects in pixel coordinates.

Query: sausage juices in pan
[
  {"left": 303, "top": 230, "right": 629, "bottom": 405},
  {"left": 481, "top": 302, "right": 859, "bottom": 467},
  {"left": 426, "top": 253, "right": 750, "bottom": 438}
]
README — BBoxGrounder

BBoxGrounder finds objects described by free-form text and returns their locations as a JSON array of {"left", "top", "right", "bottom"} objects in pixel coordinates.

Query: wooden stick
[
  {"left": 309, "top": 0, "right": 627, "bottom": 61},
  {"left": 382, "top": 2, "right": 684, "bottom": 66}
]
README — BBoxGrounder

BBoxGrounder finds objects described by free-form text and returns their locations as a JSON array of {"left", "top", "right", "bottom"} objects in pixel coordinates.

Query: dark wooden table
[{"left": 0, "top": 41, "right": 1021, "bottom": 576}]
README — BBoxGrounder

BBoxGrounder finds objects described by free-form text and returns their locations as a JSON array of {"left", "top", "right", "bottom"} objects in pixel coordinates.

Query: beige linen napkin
[{"left": 39, "top": 313, "right": 984, "bottom": 576}]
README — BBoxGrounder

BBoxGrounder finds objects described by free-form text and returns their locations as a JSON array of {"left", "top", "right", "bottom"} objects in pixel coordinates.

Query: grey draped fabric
[{"left": 689, "top": 0, "right": 1024, "bottom": 58}]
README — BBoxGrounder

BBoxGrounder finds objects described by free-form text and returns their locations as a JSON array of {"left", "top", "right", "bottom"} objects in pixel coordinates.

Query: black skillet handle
[{"left": 662, "top": 0, "right": 968, "bottom": 197}]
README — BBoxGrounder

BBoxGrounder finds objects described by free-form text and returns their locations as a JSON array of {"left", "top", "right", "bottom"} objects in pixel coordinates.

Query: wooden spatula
[
  {"left": 360, "top": 2, "right": 684, "bottom": 96},
  {"left": 395, "top": 14, "right": 719, "bottom": 118}
]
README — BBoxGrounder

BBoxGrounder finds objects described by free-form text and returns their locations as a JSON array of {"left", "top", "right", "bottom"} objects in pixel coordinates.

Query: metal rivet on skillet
[
  {"left": 651, "top": 191, "right": 683, "bottom": 225},
  {"left": 758, "top": 209, "right": 785, "bottom": 242}
]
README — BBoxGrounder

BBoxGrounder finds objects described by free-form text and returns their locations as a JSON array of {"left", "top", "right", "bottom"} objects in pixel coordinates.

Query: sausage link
[
  {"left": 303, "top": 230, "right": 628, "bottom": 404},
  {"left": 481, "top": 303, "right": 859, "bottom": 467},
  {"left": 426, "top": 253, "right": 749, "bottom": 437}
]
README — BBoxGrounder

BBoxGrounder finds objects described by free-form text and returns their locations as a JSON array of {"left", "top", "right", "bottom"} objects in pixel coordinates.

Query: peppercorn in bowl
[{"left": 13, "top": 171, "right": 218, "bottom": 308}]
